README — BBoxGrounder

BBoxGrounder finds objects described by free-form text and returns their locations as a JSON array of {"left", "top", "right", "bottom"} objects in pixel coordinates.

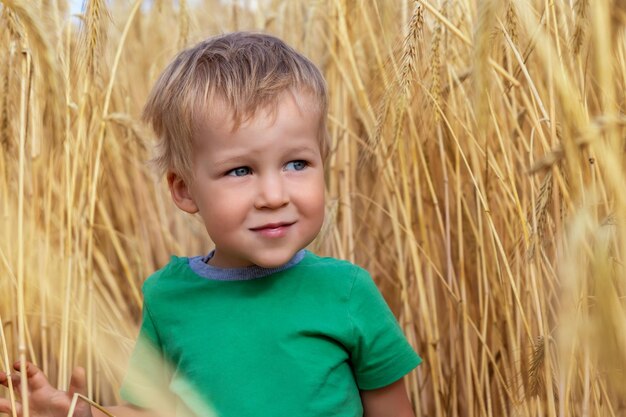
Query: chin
[
  {"left": 254, "top": 251, "right": 297, "bottom": 269},
  {"left": 254, "top": 259, "right": 290, "bottom": 269}
]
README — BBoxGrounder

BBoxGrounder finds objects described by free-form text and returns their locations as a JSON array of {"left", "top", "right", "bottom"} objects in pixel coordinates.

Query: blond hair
[{"left": 143, "top": 32, "right": 329, "bottom": 183}]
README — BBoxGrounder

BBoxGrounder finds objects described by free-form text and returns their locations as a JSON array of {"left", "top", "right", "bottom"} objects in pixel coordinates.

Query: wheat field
[{"left": 1, "top": 0, "right": 626, "bottom": 416}]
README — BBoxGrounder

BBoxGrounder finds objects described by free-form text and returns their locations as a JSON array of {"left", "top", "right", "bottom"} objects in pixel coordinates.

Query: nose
[{"left": 254, "top": 173, "right": 289, "bottom": 209}]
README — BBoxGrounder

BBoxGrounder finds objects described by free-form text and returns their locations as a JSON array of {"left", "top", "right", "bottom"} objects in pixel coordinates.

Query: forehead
[{"left": 193, "top": 90, "right": 321, "bottom": 142}]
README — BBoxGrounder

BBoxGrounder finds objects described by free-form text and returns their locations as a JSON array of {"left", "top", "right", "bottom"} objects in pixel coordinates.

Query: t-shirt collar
[{"left": 188, "top": 249, "right": 306, "bottom": 281}]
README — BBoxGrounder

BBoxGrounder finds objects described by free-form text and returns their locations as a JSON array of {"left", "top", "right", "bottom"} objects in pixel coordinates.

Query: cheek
[
  {"left": 199, "top": 188, "right": 250, "bottom": 222},
  {"left": 202, "top": 198, "right": 248, "bottom": 244},
  {"left": 304, "top": 181, "right": 326, "bottom": 221}
]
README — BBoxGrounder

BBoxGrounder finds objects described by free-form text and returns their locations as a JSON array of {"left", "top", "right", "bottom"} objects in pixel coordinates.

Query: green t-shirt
[{"left": 120, "top": 251, "right": 421, "bottom": 416}]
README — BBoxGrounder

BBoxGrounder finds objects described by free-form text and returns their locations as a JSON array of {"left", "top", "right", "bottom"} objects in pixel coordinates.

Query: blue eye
[
  {"left": 227, "top": 167, "right": 251, "bottom": 177},
  {"left": 285, "top": 160, "right": 308, "bottom": 171}
]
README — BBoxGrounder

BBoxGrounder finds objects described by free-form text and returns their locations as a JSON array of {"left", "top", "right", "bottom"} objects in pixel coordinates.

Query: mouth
[{"left": 250, "top": 222, "right": 296, "bottom": 238}]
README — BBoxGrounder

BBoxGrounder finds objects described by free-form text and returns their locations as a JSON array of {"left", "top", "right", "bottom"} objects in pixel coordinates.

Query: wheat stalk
[
  {"left": 178, "top": 0, "right": 189, "bottom": 49},
  {"left": 572, "top": 0, "right": 589, "bottom": 56}
]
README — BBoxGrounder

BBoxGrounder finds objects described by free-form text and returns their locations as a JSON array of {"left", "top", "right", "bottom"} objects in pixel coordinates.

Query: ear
[{"left": 167, "top": 171, "right": 199, "bottom": 214}]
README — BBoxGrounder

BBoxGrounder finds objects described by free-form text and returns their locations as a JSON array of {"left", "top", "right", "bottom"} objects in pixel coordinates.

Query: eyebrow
[
  {"left": 210, "top": 155, "right": 248, "bottom": 170},
  {"left": 281, "top": 144, "right": 320, "bottom": 155},
  {"left": 211, "top": 144, "right": 319, "bottom": 168}
]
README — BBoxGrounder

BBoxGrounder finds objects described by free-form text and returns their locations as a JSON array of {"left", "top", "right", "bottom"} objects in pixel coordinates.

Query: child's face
[{"left": 169, "top": 92, "right": 325, "bottom": 268}]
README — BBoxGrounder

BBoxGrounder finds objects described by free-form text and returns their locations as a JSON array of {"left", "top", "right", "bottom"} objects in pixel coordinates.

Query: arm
[
  {"left": 360, "top": 378, "right": 415, "bottom": 417},
  {"left": 0, "top": 362, "right": 159, "bottom": 417}
]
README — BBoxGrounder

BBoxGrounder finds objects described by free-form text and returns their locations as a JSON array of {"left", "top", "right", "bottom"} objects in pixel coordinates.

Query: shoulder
[
  {"left": 298, "top": 251, "right": 372, "bottom": 292},
  {"left": 300, "top": 251, "right": 368, "bottom": 277},
  {"left": 300, "top": 254, "right": 387, "bottom": 311},
  {"left": 141, "top": 255, "right": 190, "bottom": 296}
]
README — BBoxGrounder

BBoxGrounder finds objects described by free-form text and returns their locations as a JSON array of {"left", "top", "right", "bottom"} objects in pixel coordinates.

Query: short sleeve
[
  {"left": 348, "top": 269, "right": 422, "bottom": 390},
  {"left": 119, "top": 303, "right": 175, "bottom": 408}
]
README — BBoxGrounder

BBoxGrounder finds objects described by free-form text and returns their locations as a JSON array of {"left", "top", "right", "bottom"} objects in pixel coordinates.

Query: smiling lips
[{"left": 250, "top": 222, "right": 296, "bottom": 238}]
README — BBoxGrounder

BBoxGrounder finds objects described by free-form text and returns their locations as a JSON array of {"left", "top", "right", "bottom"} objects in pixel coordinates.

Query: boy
[{"left": 0, "top": 32, "right": 421, "bottom": 417}]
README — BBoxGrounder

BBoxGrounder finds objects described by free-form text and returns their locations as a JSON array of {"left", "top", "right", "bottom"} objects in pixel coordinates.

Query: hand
[{"left": 0, "top": 361, "right": 92, "bottom": 417}]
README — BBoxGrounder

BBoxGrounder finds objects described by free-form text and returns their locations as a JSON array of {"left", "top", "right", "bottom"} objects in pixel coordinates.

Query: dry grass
[{"left": 1, "top": 0, "right": 626, "bottom": 415}]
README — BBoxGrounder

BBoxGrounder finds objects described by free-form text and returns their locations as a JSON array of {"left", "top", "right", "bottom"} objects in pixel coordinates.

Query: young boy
[{"left": 0, "top": 32, "right": 421, "bottom": 417}]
